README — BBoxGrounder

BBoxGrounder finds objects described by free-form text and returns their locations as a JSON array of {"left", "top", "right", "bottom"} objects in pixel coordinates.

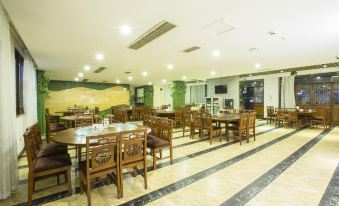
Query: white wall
[
  {"left": 153, "top": 84, "right": 165, "bottom": 107},
  {"left": 11, "top": 35, "right": 38, "bottom": 154}
]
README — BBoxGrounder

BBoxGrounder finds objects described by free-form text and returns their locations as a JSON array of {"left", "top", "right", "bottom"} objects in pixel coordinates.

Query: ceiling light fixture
[
  {"left": 120, "top": 25, "right": 132, "bottom": 35},
  {"left": 182, "top": 76, "right": 187, "bottom": 80},
  {"left": 148, "top": 82, "right": 152, "bottom": 85},
  {"left": 162, "top": 79, "right": 167, "bottom": 83},
  {"left": 322, "top": 64, "right": 327, "bottom": 68},
  {"left": 142, "top": 71, "right": 148, "bottom": 76},
  {"left": 78, "top": 72, "right": 84, "bottom": 77},
  {"left": 74, "top": 77, "right": 79, "bottom": 81},
  {"left": 316, "top": 76, "right": 321, "bottom": 80},
  {"left": 210, "top": 71, "right": 216, "bottom": 76},
  {"left": 96, "top": 53, "right": 104, "bottom": 60},
  {"left": 116, "top": 79, "right": 121, "bottom": 83},
  {"left": 84, "top": 65, "right": 91, "bottom": 71},
  {"left": 128, "top": 76, "right": 133, "bottom": 81},
  {"left": 280, "top": 70, "right": 284, "bottom": 73},
  {"left": 212, "top": 50, "right": 220, "bottom": 57},
  {"left": 254, "top": 63, "right": 261, "bottom": 69},
  {"left": 167, "top": 64, "right": 174, "bottom": 70}
]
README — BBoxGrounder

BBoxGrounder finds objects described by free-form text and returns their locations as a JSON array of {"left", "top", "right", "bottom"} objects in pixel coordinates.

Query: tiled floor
[{"left": 1, "top": 119, "right": 338, "bottom": 206}]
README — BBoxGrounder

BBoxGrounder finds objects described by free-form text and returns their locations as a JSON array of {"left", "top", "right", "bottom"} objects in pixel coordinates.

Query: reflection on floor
[{"left": 1, "top": 119, "right": 338, "bottom": 206}]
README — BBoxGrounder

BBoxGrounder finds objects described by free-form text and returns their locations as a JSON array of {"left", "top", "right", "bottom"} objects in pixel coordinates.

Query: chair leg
[
  {"left": 170, "top": 146, "right": 173, "bottom": 164},
  {"left": 86, "top": 176, "right": 91, "bottom": 206},
  {"left": 79, "top": 171, "right": 84, "bottom": 194},
  {"left": 159, "top": 149, "right": 162, "bottom": 159},
  {"left": 219, "top": 129, "right": 222, "bottom": 142},
  {"left": 182, "top": 124, "right": 185, "bottom": 137},
  {"left": 67, "top": 168, "right": 72, "bottom": 194},
  {"left": 253, "top": 127, "right": 256, "bottom": 141},
  {"left": 153, "top": 149, "right": 157, "bottom": 170},
  {"left": 209, "top": 129, "right": 212, "bottom": 145},
  {"left": 119, "top": 166, "right": 124, "bottom": 198},
  {"left": 28, "top": 175, "right": 33, "bottom": 206},
  {"left": 144, "top": 159, "right": 148, "bottom": 189}
]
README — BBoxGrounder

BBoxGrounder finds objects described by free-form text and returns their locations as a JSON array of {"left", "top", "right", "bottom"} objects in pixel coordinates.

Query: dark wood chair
[
  {"left": 174, "top": 109, "right": 183, "bottom": 128},
  {"left": 247, "top": 112, "right": 257, "bottom": 142},
  {"left": 275, "top": 110, "right": 286, "bottom": 127},
  {"left": 191, "top": 112, "right": 203, "bottom": 139},
  {"left": 202, "top": 114, "right": 222, "bottom": 144},
  {"left": 24, "top": 129, "right": 72, "bottom": 206},
  {"left": 131, "top": 106, "right": 140, "bottom": 121},
  {"left": 147, "top": 118, "right": 174, "bottom": 170},
  {"left": 266, "top": 106, "right": 275, "bottom": 124},
  {"left": 311, "top": 109, "right": 330, "bottom": 130},
  {"left": 182, "top": 110, "right": 192, "bottom": 137},
  {"left": 79, "top": 133, "right": 120, "bottom": 205},
  {"left": 118, "top": 128, "right": 148, "bottom": 198},
  {"left": 75, "top": 113, "right": 93, "bottom": 128},
  {"left": 113, "top": 110, "right": 128, "bottom": 123},
  {"left": 227, "top": 113, "right": 248, "bottom": 145},
  {"left": 285, "top": 111, "right": 301, "bottom": 128}
]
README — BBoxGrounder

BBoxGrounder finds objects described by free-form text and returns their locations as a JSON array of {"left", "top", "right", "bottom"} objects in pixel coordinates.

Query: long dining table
[{"left": 212, "top": 114, "right": 240, "bottom": 138}]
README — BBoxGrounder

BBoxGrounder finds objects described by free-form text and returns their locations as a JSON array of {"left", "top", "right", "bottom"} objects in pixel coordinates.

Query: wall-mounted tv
[{"left": 215, "top": 85, "right": 227, "bottom": 94}]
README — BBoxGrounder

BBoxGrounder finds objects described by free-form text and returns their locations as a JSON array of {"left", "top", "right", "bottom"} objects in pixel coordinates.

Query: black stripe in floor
[
  {"left": 318, "top": 163, "right": 339, "bottom": 206},
  {"left": 15, "top": 127, "right": 280, "bottom": 205},
  {"left": 220, "top": 127, "right": 334, "bottom": 206},
  {"left": 118, "top": 127, "right": 305, "bottom": 206}
]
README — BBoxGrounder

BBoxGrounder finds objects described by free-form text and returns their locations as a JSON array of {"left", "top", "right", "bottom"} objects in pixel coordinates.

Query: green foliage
[
  {"left": 144, "top": 86, "right": 154, "bottom": 107},
  {"left": 38, "top": 75, "right": 50, "bottom": 95},
  {"left": 171, "top": 81, "right": 186, "bottom": 109}
]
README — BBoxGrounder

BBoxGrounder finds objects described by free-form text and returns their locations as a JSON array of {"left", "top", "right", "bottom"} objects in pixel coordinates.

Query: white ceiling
[{"left": 2, "top": 0, "right": 339, "bottom": 85}]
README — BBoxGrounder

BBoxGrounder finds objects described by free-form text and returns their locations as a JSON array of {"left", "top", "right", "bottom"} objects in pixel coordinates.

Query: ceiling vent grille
[
  {"left": 182, "top": 46, "right": 201, "bottom": 53},
  {"left": 128, "top": 20, "right": 176, "bottom": 50},
  {"left": 94, "top": 67, "right": 107, "bottom": 73}
]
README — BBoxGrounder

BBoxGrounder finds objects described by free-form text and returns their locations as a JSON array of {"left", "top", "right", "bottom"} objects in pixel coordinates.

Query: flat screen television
[{"left": 215, "top": 85, "right": 227, "bottom": 94}]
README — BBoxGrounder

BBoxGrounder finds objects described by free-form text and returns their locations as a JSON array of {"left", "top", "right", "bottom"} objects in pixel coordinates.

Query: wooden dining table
[
  {"left": 51, "top": 122, "right": 151, "bottom": 164},
  {"left": 212, "top": 114, "right": 241, "bottom": 138}
]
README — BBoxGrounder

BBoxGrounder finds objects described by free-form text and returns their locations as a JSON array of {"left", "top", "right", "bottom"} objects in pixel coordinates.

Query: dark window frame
[{"left": 15, "top": 49, "right": 24, "bottom": 116}]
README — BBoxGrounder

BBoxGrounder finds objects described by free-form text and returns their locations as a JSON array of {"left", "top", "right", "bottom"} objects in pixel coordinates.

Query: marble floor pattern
[{"left": 0, "top": 119, "right": 338, "bottom": 206}]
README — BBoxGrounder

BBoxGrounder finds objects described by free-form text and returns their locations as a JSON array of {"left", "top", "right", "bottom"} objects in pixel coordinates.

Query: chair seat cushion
[
  {"left": 38, "top": 142, "right": 68, "bottom": 158},
  {"left": 34, "top": 154, "right": 71, "bottom": 173},
  {"left": 147, "top": 135, "right": 170, "bottom": 149}
]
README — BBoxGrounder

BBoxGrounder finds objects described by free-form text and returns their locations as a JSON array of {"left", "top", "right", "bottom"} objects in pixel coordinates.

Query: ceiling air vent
[
  {"left": 82, "top": 79, "right": 89, "bottom": 82},
  {"left": 128, "top": 20, "right": 176, "bottom": 50},
  {"left": 182, "top": 46, "right": 201, "bottom": 53},
  {"left": 94, "top": 67, "right": 107, "bottom": 73}
]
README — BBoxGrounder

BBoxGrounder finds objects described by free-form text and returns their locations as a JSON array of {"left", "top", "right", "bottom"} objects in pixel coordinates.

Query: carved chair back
[{"left": 119, "top": 129, "right": 147, "bottom": 165}]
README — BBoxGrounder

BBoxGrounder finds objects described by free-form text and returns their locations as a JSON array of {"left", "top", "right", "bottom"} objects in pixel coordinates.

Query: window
[
  {"left": 334, "top": 83, "right": 339, "bottom": 105},
  {"left": 295, "top": 83, "right": 311, "bottom": 105},
  {"left": 15, "top": 49, "right": 24, "bottom": 115},
  {"left": 313, "top": 83, "right": 330, "bottom": 105}
]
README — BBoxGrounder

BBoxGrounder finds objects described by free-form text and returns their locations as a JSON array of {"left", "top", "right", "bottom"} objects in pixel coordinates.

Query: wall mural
[{"left": 45, "top": 86, "right": 129, "bottom": 114}]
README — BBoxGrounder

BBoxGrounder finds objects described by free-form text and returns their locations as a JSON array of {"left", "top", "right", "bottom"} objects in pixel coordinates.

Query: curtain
[
  {"left": 190, "top": 85, "right": 205, "bottom": 105},
  {"left": 0, "top": 4, "right": 18, "bottom": 199},
  {"left": 281, "top": 76, "right": 296, "bottom": 108},
  {"left": 23, "top": 57, "right": 38, "bottom": 127}
]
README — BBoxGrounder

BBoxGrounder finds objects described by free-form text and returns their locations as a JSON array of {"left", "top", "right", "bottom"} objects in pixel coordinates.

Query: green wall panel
[{"left": 171, "top": 81, "right": 186, "bottom": 109}]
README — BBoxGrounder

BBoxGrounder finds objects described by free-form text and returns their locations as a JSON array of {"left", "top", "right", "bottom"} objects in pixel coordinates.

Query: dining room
[{"left": 0, "top": 1, "right": 339, "bottom": 206}]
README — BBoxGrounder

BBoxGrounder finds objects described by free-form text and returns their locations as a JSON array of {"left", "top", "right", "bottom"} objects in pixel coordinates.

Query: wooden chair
[
  {"left": 79, "top": 133, "right": 120, "bottom": 205},
  {"left": 227, "top": 113, "right": 248, "bottom": 145},
  {"left": 45, "top": 109, "right": 66, "bottom": 143},
  {"left": 174, "top": 109, "right": 183, "bottom": 128},
  {"left": 131, "top": 106, "right": 140, "bottom": 121},
  {"left": 118, "top": 128, "right": 148, "bottom": 198},
  {"left": 247, "top": 112, "right": 256, "bottom": 142},
  {"left": 191, "top": 112, "right": 203, "bottom": 139},
  {"left": 266, "top": 106, "right": 275, "bottom": 124},
  {"left": 311, "top": 109, "right": 330, "bottom": 130},
  {"left": 113, "top": 110, "right": 128, "bottom": 123},
  {"left": 75, "top": 114, "right": 93, "bottom": 128},
  {"left": 202, "top": 114, "right": 222, "bottom": 144},
  {"left": 147, "top": 118, "right": 174, "bottom": 169},
  {"left": 182, "top": 110, "right": 192, "bottom": 137},
  {"left": 275, "top": 110, "right": 286, "bottom": 127},
  {"left": 24, "top": 129, "right": 72, "bottom": 206},
  {"left": 285, "top": 111, "right": 301, "bottom": 128}
]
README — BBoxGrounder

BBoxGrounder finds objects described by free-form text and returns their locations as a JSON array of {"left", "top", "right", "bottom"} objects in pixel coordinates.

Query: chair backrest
[
  {"left": 266, "top": 106, "right": 274, "bottom": 115},
  {"left": 159, "top": 118, "right": 174, "bottom": 142},
  {"left": 86, "top": 133, "right": 119, "bottom": 173},
  {"left": 23, "top": 129, "right": 38, "bottom": 172},
  {"left": 183, "top": 110, "right": 192, "bottom": 124},
  {"left": 119, "top": 128, "right": 147, "bottom": 165},
  {"left": 150, "top": 117, "right": 161, "bottom": 137},
  {"left": 75, "top": 113, "right": 93, "bottom": 128},
  {"left": 175, "top": 109, "right": 183, "bottom": 120},
  {"left": 286, "top": 111, "right": 298, "bottom": 121},
  {"left": 276, "top": 108, "right": 286, "bottom": 113},
  {"left": 202, "top": 113, "right": 213, "bottom": 128},
  {"left": 248, "top": 112, "right": 256, "bottom": 129},
  {"left": 113, "top": 110, "right": 128, "bottom": 123},
  {"left": 192, "top": 112, "right": 203, "bottom": 127},
  {"left": 286, "top": 108, "right": 297, "bottom": 112},
  {"left": 26, "top": 123, "right": 42, "bottom": 150},
  {"left": 239, "top": 113, "right": 248, "bottom": 130}
]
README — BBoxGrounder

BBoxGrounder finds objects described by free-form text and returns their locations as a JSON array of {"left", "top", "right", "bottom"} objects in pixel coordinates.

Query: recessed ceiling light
[
  {"left": 322, "top": 64, "right": 327, "bottom": 68},
  {"left": 182, "top": 76, "right": 187, "bottom": 80},
  {"left": 212, "top": 50, "right": 220, "bottom": 57},
  {"left": 120, "top": 25, "right": 132, "bottom": 35},
  {"left": 142, "top": 71, "right": 148, "bottom": 76},
  {"left": 74, "top": 77, "right": 79, "bottom": 81},
  {"left": 336, "top": 56, "right": 339, "bottom": 60},
  {"left": 316, "top": 76, "right": 321, "bottom": 79},
  {"left": 116, "top": 79, "right": 121, "bottom": 83},
  {"left": 167, "top": 64, "right": 174, "bottom": 70},
  {"left": 78, "top": 72, "right": 84, "bottom": 77},
  {"left": 84, "top": 65, "right": 91, "bottom": 71},
  {"left": 148, "top": 82, "right": 152, "bottom": 85},
  {"left": 128, "top": 76, "right": 133, "bottom": 81},
  {"left": 254, "top": 63, "right": 261, "bottom": 69},
  {"left": 162, "top": 79, "right": 167, "bottom": 83},
  {"left": 210, "top": 71, "right": 216, "bottom": 76},
  {"left": 249, "top": 74, "right": 252, "bottom": 77},
  {"left": 96, "top": 53, "right": 104, "bottom": 60},
  {"left": 280, "top": 70, "right": 284, "bottom": 73}
]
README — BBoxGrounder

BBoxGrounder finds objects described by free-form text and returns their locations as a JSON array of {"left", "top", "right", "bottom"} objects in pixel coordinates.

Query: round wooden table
[{"left": 212, "top": 114, "right": 240, "bottom": 138}]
